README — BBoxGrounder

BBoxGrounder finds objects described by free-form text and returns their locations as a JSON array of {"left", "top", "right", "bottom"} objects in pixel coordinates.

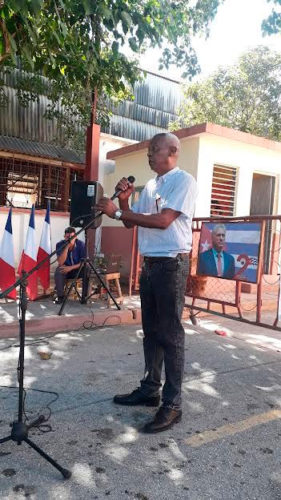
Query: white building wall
[
  {"left": 196, "top": 134, "right": 281, "bottom": 217},
  {"left": 99, "top": 133, "right": 136, "bottom": 186}
]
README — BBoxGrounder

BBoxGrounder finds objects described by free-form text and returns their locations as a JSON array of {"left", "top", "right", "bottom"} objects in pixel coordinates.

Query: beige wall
[
  {"left": 99, "top": 133, "right": 136, "bottom": 185},
  {"left": 178, "top": 137, "right": 200, "bottom": 179},
  {"left": 102, "top": 149, "right": 149, "bottom": 228},
  {"left": 196, "top": 134, "right": 281, "bottom": 217}
]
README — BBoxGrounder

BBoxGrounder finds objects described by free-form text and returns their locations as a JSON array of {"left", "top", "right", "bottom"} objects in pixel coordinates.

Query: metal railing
[{"left": 129, "top": 215, "right": 281, "bottom": 331}]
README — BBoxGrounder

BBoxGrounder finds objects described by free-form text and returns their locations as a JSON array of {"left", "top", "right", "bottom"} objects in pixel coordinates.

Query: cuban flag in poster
[
  {"left": 0, "top": 208, "right": 16, "bottom": 299},
  {"left": 198, "top": 222, "right": 261, "bottom": 283},
  {"left": 37, "top": 201, "right": 51, "bottom": 291},
  {"left": 18, "top": 205, "right": 38, "bottom": 300}
]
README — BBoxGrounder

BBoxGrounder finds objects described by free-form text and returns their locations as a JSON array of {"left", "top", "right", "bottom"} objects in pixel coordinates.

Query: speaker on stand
[
  {"left": 70, "top": 180, "right": 104, "bottom": 229},
  {"left": 70, "top": 179, "right": 104, "bottom": 261},
  {"left": 58, "top": 180, "right": 120, "bottom": 314}
]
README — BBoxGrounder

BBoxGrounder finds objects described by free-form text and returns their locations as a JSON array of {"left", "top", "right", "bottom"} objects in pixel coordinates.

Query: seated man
[{"left": 54, "top": 226, "right": 86, "bottom": 304}]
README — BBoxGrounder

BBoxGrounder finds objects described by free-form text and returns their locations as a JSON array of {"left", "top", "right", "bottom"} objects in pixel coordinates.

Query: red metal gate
[{"left": 129, "top": 215, "right": 281, "bottom": 332}]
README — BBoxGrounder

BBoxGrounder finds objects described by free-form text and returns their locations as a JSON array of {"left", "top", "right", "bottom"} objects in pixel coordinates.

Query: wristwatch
[{"left": 114, "top": 209, "right": 123, "bottom": 220}]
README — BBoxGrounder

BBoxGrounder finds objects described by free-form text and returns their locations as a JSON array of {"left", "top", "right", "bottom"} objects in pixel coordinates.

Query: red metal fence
[{"left": 129, "top": 215, "right": 281, "bottom": 332}]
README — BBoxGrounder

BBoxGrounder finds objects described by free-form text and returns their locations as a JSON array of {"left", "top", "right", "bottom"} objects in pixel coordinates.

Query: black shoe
[
  {"left": 142, "top": 406, "right": 182, "bottom": 433},
  {"left": 54, "top": 296, "right": 64, "bottom": 304},
  {"left": 113, "top": 389, "right": 160, "bottom": 407}
]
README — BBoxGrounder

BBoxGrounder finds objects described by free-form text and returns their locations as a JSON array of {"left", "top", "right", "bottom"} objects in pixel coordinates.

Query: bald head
[
  {"left": 150, "top": 133, "right": 180, "bottom": 151},
  {"left": 148, "top": 133, "right": 180, "bottom": 175}
]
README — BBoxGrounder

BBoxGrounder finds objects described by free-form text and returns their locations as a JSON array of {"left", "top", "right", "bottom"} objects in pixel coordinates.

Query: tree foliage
[
  {"left": 262, "top": 0, "right": 281, "bottom": 35},
  {"left": 170, "top": 46, "right": 281, "bottom": 141},
  {"left": 0, "top": 0, "right": 222, "bottom": 150},
  {"left": 1, "top": 0, "right": 222, "bottom": 88}
]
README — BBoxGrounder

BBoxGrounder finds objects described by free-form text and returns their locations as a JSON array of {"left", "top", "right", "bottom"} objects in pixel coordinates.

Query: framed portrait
[{"left": 197, "top": 222, "right": 262, "bottom": 283}]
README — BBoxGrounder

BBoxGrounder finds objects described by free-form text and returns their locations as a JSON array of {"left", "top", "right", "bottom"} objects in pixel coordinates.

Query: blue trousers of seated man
[{"left": 54, "top": 266, "right": 88, "bottom": 299}]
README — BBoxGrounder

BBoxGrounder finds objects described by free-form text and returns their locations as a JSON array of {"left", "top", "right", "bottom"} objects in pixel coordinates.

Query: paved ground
[
  {"left": 0, "top": 295, "right": 143, "bottom": 338},
  {"left": 1, "top": 315, "right": 281, "bottom": 499}
]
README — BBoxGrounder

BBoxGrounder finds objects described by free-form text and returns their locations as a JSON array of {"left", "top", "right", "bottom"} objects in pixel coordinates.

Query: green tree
[
  {"left": 170, "top": 46, "right": 281, "bottom": 141},
  {"left": 0, "top": 0, "right": 222, "bottom": 151},
  {"left": 1, "top": 0, "right": 223, "bottom": 87},
  {"left": 262, "top": 0, "right": 281, "bottom": 35}
]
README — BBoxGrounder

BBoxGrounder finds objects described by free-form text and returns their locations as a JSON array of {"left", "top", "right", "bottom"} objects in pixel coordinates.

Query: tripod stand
[
  {"left": 0, "top": 273, "right": 71, "bottom": 479},
  {"left": 58, "top": 229, "right": 121, "bottom": 315}
]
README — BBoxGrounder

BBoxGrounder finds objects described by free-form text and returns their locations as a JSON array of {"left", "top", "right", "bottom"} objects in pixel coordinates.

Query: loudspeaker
[{"left": 70, "top": 181, "right": 104, "bottom": 228}]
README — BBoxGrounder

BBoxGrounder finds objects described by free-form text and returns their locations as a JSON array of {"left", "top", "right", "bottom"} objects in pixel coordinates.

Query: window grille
[
  {"left": 0, "top": 156, "right": 84, "bottom": 211},
  {"left": 211, "top": 165, "right": 237, "bottom": 217}
]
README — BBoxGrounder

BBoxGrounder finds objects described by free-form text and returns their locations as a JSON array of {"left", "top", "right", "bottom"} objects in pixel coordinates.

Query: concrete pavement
[
  {"left": 1, "top": 316, "right": 281, "bottom": 499},
  {"left": 0, "top": 293, "right": 275, "bottom": 341},
  {"left": 0, "top": 295, "right": 143, "bottom": 338}
]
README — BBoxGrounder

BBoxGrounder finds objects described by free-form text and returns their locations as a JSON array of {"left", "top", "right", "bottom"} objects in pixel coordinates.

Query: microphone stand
[
  {"left": 0, "top": 207, "right": 118, "bottom": 478},
  {"left": 0, "top": 271, "right": 71, "bottom": 478}
]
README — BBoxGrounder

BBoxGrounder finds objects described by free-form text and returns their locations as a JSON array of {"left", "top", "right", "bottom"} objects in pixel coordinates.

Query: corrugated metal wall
[
  {"left": 0, "top": 87, "right": 60, "bottom": 143},
  {"left": 0, "top": 69, "right": 182, "bottom": 145},
  {"left": 0, "top": 68, "right": 65, "bottom": 144},
  {"left": 104, "top": 72, "right": 182, "bottom": 141}
]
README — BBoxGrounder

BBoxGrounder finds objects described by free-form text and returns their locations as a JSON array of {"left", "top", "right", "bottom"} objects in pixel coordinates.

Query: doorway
[{"left": 250, "top": 173, "right": 275, "bottom": 273}]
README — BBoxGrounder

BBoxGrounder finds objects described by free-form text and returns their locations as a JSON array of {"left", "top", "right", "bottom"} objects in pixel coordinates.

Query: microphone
[{"left": 110, "top": 176, "right": 135, "bottom": 201}]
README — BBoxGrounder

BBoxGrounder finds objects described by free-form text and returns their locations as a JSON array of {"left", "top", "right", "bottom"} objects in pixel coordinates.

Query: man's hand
[
  {"left": 115, "top": 177, "right": 135, "bottom": 201},
  {"left": 59, "top": 265, "right": 73, "bottom": 275},
  {"left": 65, "top": 234, "right": 77, "bottom": 249},
  {"left": 95, "top": 197, "right": 118, "bottom": 218}
]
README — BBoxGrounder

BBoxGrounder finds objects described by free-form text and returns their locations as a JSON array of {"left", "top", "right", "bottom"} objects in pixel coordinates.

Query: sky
[{"left": 138, "top": 0, "right": 281, "bottom": 81}]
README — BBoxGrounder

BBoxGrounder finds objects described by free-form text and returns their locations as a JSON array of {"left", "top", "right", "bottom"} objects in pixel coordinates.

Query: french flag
[
  {"left": 37, "top": 201, "right": 51, "bottom": 292},
  {"left": 0, "top": 208, "right": 16, "bottom": 299},
  {"left": 18, "top": 205, "right": 38, "bottom": 300}
]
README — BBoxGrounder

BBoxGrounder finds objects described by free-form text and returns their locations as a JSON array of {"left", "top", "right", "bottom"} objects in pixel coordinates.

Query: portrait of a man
[{"left": 198, "top": 224, "right": 235, "bottom": 279}]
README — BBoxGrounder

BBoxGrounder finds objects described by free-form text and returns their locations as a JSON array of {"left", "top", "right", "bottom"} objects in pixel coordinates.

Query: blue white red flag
[
  {"left": 37, "top": 201, "right": 51, "bottom": 291},
  {"left": 199, "top": 222, "right": 261, "bottom": 283},
  {"left": 18, "top": 205, "right": 38, "bottom": 300},
  {"left": 0, "top": 208, "right": 16, "bottom": 299}
]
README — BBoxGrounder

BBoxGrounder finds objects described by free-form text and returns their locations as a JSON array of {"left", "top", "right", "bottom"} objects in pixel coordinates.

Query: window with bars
[
  {"left": 6, "top": 171, "right": 39, "bottom": 208},
  {"left": 0, "top": 157, "right": 84, "bottom": 211},
  {"left": 210, "top": 165, "right": 237, "bottom": 217}
]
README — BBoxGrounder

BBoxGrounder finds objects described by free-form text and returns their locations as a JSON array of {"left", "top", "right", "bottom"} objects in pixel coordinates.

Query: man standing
[
  {"left": 198, "top": 224, "right": 235, "bottom": 279},
  {"left": 96, "top": 133, "right": 197, "bottom": 433},
  {"left": 54, "top": 226, "right": 86, "bottom": 304}
]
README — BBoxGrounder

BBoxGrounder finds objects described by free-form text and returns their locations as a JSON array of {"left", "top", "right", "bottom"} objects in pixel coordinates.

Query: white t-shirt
[{"left": 132, "top": 167, "right": 197, "bottom": 257}]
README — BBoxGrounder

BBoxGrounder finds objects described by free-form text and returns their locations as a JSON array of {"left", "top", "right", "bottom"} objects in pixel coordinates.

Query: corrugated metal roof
[{"left": 0, "top": 136, "right": 84, "bottom": 164}]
